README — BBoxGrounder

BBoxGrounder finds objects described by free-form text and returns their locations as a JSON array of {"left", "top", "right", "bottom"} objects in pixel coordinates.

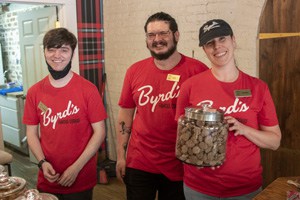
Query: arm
[
  {"left": 26, "top": 125, "right": 60, "bottom": 182},
  {"left": 26, "top": 125, "right": 44, "bottom": 162},
  {"left": 225, "top": 116, "right": 281, "bottom": 150},
  {"left": 57, "top": 120, "right": 106, "bottom": 187},
  {"left": 115, "top": 107, "right": 135, "bottom": 182}
]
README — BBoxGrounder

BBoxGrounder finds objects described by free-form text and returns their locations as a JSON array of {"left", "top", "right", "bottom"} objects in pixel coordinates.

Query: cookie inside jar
[{"left": 176, "top": 105, "right": 228, "bottom": 167}]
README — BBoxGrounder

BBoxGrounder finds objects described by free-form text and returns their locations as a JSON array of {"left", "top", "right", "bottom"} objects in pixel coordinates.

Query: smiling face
[
  {"left": 203, "top": 35, "right": 236, "bottom": 68},
  {"left": 44, "top": 45, "right": 73, "bottom": 71},
  {"left": 145, "top": 21, "right": 179, "bottom": 60}
]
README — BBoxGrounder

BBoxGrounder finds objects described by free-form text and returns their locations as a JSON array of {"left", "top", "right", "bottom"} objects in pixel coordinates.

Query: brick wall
[
  {"left": 0, "top": 10, "right": 21, "bottom": 83},
  {"left": 103, "top": 0, "right": 266, "bottom": 160},
  {"left": 0, "top": 5, "right": 44, "bottom": 83}
]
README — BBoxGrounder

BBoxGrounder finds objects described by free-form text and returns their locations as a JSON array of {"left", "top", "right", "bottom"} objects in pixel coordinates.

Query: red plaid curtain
[
  {"left": 76, "top": 0, "right": 105, "bottom": 96},
  {"left": 76, "top": 0, "right": 106, "bottom": 152}
]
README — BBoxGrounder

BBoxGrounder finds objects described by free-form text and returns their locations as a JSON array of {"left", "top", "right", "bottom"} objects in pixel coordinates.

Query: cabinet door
[
  {"left": 0, "top": 96, "right": 18, "bottom": 110},
  {"left": 1, "top": 107, "right": 20, "bottom": 128},
  {"left": 2, "top": 124, "right": 20, "bottom": 147}
]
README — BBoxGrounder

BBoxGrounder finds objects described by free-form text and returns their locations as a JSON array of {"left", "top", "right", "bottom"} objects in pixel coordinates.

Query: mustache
[{"left": 152, "top": 41, "right": 167, "bottom": 47}]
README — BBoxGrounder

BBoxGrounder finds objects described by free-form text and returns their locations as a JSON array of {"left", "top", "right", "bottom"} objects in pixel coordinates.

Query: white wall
[{"left": 103, "top": 0, "right": 267, "bottom": 160}]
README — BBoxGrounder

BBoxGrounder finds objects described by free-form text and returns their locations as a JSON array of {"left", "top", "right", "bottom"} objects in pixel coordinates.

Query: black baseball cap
[{"left": 199, "top": 19, "right": 233, "bottom": 46}]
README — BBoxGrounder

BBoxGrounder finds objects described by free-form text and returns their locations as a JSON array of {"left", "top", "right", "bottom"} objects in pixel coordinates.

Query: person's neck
[
  {"left": 154, "top": 51, "right": 182, "bottom": 70},
  {"left": 211, "top": 65, "right": 239, "bottom": 82},
  {"left": 49, "top": 71, "right": 73, "bottom": 88}
]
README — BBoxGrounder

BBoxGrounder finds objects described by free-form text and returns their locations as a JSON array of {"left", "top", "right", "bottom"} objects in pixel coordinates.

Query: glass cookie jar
[
  {"left": 15, "top": 189, "right": 58, "bottom": 200},
  {"left": 176, "top": 105, "right": 228, "bottom": 167},
  {"left": 0, "top": 165, "right": 26, "bottom": 200}
]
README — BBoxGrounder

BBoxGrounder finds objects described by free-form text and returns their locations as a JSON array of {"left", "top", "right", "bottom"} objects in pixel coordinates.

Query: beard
[{"left": 147, "top": 37, "right": 178, "bottom": 60}]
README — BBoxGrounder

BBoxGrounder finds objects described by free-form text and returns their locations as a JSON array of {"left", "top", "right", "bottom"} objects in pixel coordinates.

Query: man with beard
[
  {"left": 116, "top": 12, "right": 208, "bottom": 200},
  {"left": 23, "top": 28, "right": 107, "bottom": 200}
]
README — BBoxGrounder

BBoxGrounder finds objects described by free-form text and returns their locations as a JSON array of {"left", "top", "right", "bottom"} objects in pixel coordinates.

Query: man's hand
[
  {"left": 42, "top": 162, "right": 60, "bottom": 183},
  {"left": 57, "top": 165, "right": 80, "bottom": 187}
]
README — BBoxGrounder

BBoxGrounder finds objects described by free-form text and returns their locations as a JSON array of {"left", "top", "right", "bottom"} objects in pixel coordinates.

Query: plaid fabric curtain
[
  {"left": 76, "top": 0, "right": 106, "bottom": 152},
  {"left": 76, "top": 0, "right": 105, "bottom": 96}
]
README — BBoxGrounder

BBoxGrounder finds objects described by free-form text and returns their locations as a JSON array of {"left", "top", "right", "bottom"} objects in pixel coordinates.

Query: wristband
[{"left": 38, "top": 159, "right": 47, "bottom": 169}]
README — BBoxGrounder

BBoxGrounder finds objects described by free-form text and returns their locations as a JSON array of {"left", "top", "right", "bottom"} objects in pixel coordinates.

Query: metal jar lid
[{"left": 184, "top": 105, "right": 224, "bottom": 122}]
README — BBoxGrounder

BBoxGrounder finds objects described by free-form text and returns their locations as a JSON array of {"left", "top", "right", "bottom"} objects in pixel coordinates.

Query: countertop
[
  {"left": 253, "top": 176, "right": 300, "bottom": 200},
  {"left": 6, "top": 91, "right": 24, "bottom": 98}
]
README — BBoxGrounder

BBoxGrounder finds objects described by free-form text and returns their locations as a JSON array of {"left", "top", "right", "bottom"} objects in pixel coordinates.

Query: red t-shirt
[
  {"left": 23, "top": 73, "right": 107, "bottom": 193},
  {"left": 119, "top": 54, "right": 208, "bottom": 181},
  {"left": 176, "top": 69, "right": 279, "bottom": 197}
]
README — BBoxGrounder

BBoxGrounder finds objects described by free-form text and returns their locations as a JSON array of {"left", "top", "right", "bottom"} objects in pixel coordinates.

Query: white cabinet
[{"left": 0, "top": 92, "right": 28, "bottom": 155}]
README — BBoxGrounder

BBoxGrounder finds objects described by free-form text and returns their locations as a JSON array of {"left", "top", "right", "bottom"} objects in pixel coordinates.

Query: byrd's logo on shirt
[
  {"left": 40, "top": 100, "right": 80, "bottom": 129},
  {"left": 197, "top": 98, "right": 249, "bottom": 114},
  {"left": 137, "top": 81, "right": 180, "bottom": 112}
]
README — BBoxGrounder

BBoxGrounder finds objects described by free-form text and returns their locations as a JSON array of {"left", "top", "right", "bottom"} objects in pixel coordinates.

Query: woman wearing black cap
[{"left": 175, "top": 19, "right": 281, "bottom": 199}]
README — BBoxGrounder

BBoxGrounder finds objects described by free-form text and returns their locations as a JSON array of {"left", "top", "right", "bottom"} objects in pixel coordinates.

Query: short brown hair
[
  {"left": 43, "top": 28, "right": 77, "bottom": 52},
  {"left": 144, "top": 12, "right": 178, "bottom": 33}
]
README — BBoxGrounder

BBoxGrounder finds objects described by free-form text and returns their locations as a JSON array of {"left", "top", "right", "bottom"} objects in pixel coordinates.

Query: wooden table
[{"left": 253, "top": 177, "right": 300, "bottom": 200}]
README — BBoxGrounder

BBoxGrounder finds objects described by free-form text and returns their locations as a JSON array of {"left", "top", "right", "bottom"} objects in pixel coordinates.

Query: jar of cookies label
[{"left": 176, "top": 104, "right": 228, "bottom": 167}]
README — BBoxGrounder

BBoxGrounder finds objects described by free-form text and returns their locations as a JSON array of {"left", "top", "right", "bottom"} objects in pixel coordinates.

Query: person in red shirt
[
  {"left": 175, "top": 19, "right": 282, "bottom": 199},
  {"left": 116, "top": 12, "right": 208, "bottom": 200},
  {"left": 23, "top": 28, "right": 107, "bottom": 200}
]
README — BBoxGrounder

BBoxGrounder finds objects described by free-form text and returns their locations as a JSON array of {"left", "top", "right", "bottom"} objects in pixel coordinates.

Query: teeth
[{"left": 215, "top": 52, "right": 226, "bottom": 57}]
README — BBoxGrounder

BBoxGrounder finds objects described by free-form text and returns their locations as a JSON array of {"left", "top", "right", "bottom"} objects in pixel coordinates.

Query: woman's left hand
[{"left": 225, "top": 116, "right": 248, "bottom": 136}]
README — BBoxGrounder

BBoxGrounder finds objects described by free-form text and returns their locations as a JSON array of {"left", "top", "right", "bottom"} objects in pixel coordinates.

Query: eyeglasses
[{"left": 146, "top": 30, "right": 171, "bottom": 40}]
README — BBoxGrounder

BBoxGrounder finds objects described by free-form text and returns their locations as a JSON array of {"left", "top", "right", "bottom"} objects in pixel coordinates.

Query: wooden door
[
  {"left": 259, "top": 0, "right": 300, "bottom": 187},
  {"left": 18, "top": 6, "right": 56, "bottom": 163},
  {"left": 18, "top": 6, "right": 56, "bottom": 94}
]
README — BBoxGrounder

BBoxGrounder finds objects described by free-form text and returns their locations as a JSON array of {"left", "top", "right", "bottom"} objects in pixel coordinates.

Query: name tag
[
  {"left": 167, "top": 74, "right": 180, "bottom": 82},
  {"left": 234, "top": 89, "right": 252, "bottom": 97},
  {"left": 38, "top": 101, "right": 48, "bottom": 112}
]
